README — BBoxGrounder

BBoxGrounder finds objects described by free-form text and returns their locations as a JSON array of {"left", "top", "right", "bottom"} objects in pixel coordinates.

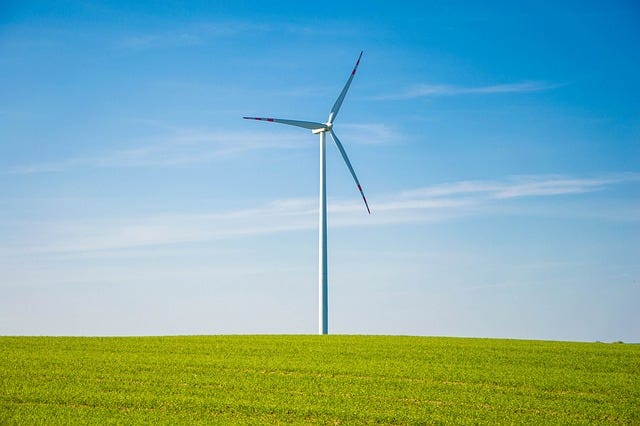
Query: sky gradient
[{"left": 1, "top": 1, "right": 639, "bottom": 341}]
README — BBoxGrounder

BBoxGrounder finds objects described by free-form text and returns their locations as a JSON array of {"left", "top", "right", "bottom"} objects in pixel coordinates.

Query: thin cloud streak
[
  {"left": 400, "top": 174, "right": 639, "bottom": 200},
  {"left": 338, "top": 123, "right": 397, "bottom": 145},
  {"left": 376, "top": 81, "right": 562, "bottom": 100},
  {"left": 5, "top": 129, "right": 311, "bottom": 175},
  {"left": 117, "top": 21, "right": 357, "bottom": 51},
  {"left": 118, "top": 22, "right": 271, "bottom": 50},
  {"left": 2, "top": 173, "right": 637, "bottom": 256},
  {"left": 6, "top": 123, "right": 395, "bottom": 174}
]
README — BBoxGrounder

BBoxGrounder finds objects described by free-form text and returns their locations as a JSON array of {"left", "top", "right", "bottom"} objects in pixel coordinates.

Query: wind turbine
[{"left": 243, "top": 51, "right": 370, "bottom": 335}]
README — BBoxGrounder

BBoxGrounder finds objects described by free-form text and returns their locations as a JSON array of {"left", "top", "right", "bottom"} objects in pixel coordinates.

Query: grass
[{"left": 1, "top": 335, "right": 638, "bottom": 424}]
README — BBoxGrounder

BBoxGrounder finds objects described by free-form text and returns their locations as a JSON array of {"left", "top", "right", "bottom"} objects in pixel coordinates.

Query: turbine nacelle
[{"left": 311, "top": 123, "right": 332, "bottom": 134}]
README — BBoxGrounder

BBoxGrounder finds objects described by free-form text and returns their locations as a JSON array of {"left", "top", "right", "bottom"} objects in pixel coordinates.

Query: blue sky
[{"left": 1, "top": 1, "right": 639, "bottom": 341}]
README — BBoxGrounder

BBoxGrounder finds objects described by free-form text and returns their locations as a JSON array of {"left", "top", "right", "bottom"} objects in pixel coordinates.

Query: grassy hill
[{"left": 1, "top": 335, "right": 638, "bottom": 424}]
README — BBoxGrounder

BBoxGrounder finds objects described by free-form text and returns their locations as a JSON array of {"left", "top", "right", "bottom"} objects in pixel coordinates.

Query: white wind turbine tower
[{"left": 244, "top": 51, "right": 370, "bottom": 335}]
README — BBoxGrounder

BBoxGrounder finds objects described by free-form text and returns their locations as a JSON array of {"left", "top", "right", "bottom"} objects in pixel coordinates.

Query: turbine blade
[
  {"left": 329, "top": 129, "right": 370, "bottom": 214},
  {"left": 243, "top": 117, "right": 325, "bottom": 131},
  {"left": 327, "top": 51, "right": 363, "bottom": 124}
]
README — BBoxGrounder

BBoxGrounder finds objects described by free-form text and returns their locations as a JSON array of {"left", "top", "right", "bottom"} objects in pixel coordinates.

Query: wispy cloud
[
  {"left": 6, "top": 121, "right": 397, "bottom": 175},
  {"left": 376, "top": 81, "right": 562, "bottom": 100},
  {"left": 118, "top": 22, "right": 270, "bottom": 50},
  {"left": 398, "top": 174, "right": 637, "bottom": 200},
  {"left": 3, "top": 173, "right": 637, "bottom": 256},
  {"left": 5, "top": 128, "right": 312, "bottom": 175},
  {"left": 116, "top": 20, "right": 356, "bottom": 51},
  {"left": 337, "top": 123, "right": 397, "bottom": 145}
]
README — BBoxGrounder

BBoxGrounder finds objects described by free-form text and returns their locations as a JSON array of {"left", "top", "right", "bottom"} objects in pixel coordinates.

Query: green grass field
[{"left": 1, "top": 335, "right": 638, "bottom": 424}]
